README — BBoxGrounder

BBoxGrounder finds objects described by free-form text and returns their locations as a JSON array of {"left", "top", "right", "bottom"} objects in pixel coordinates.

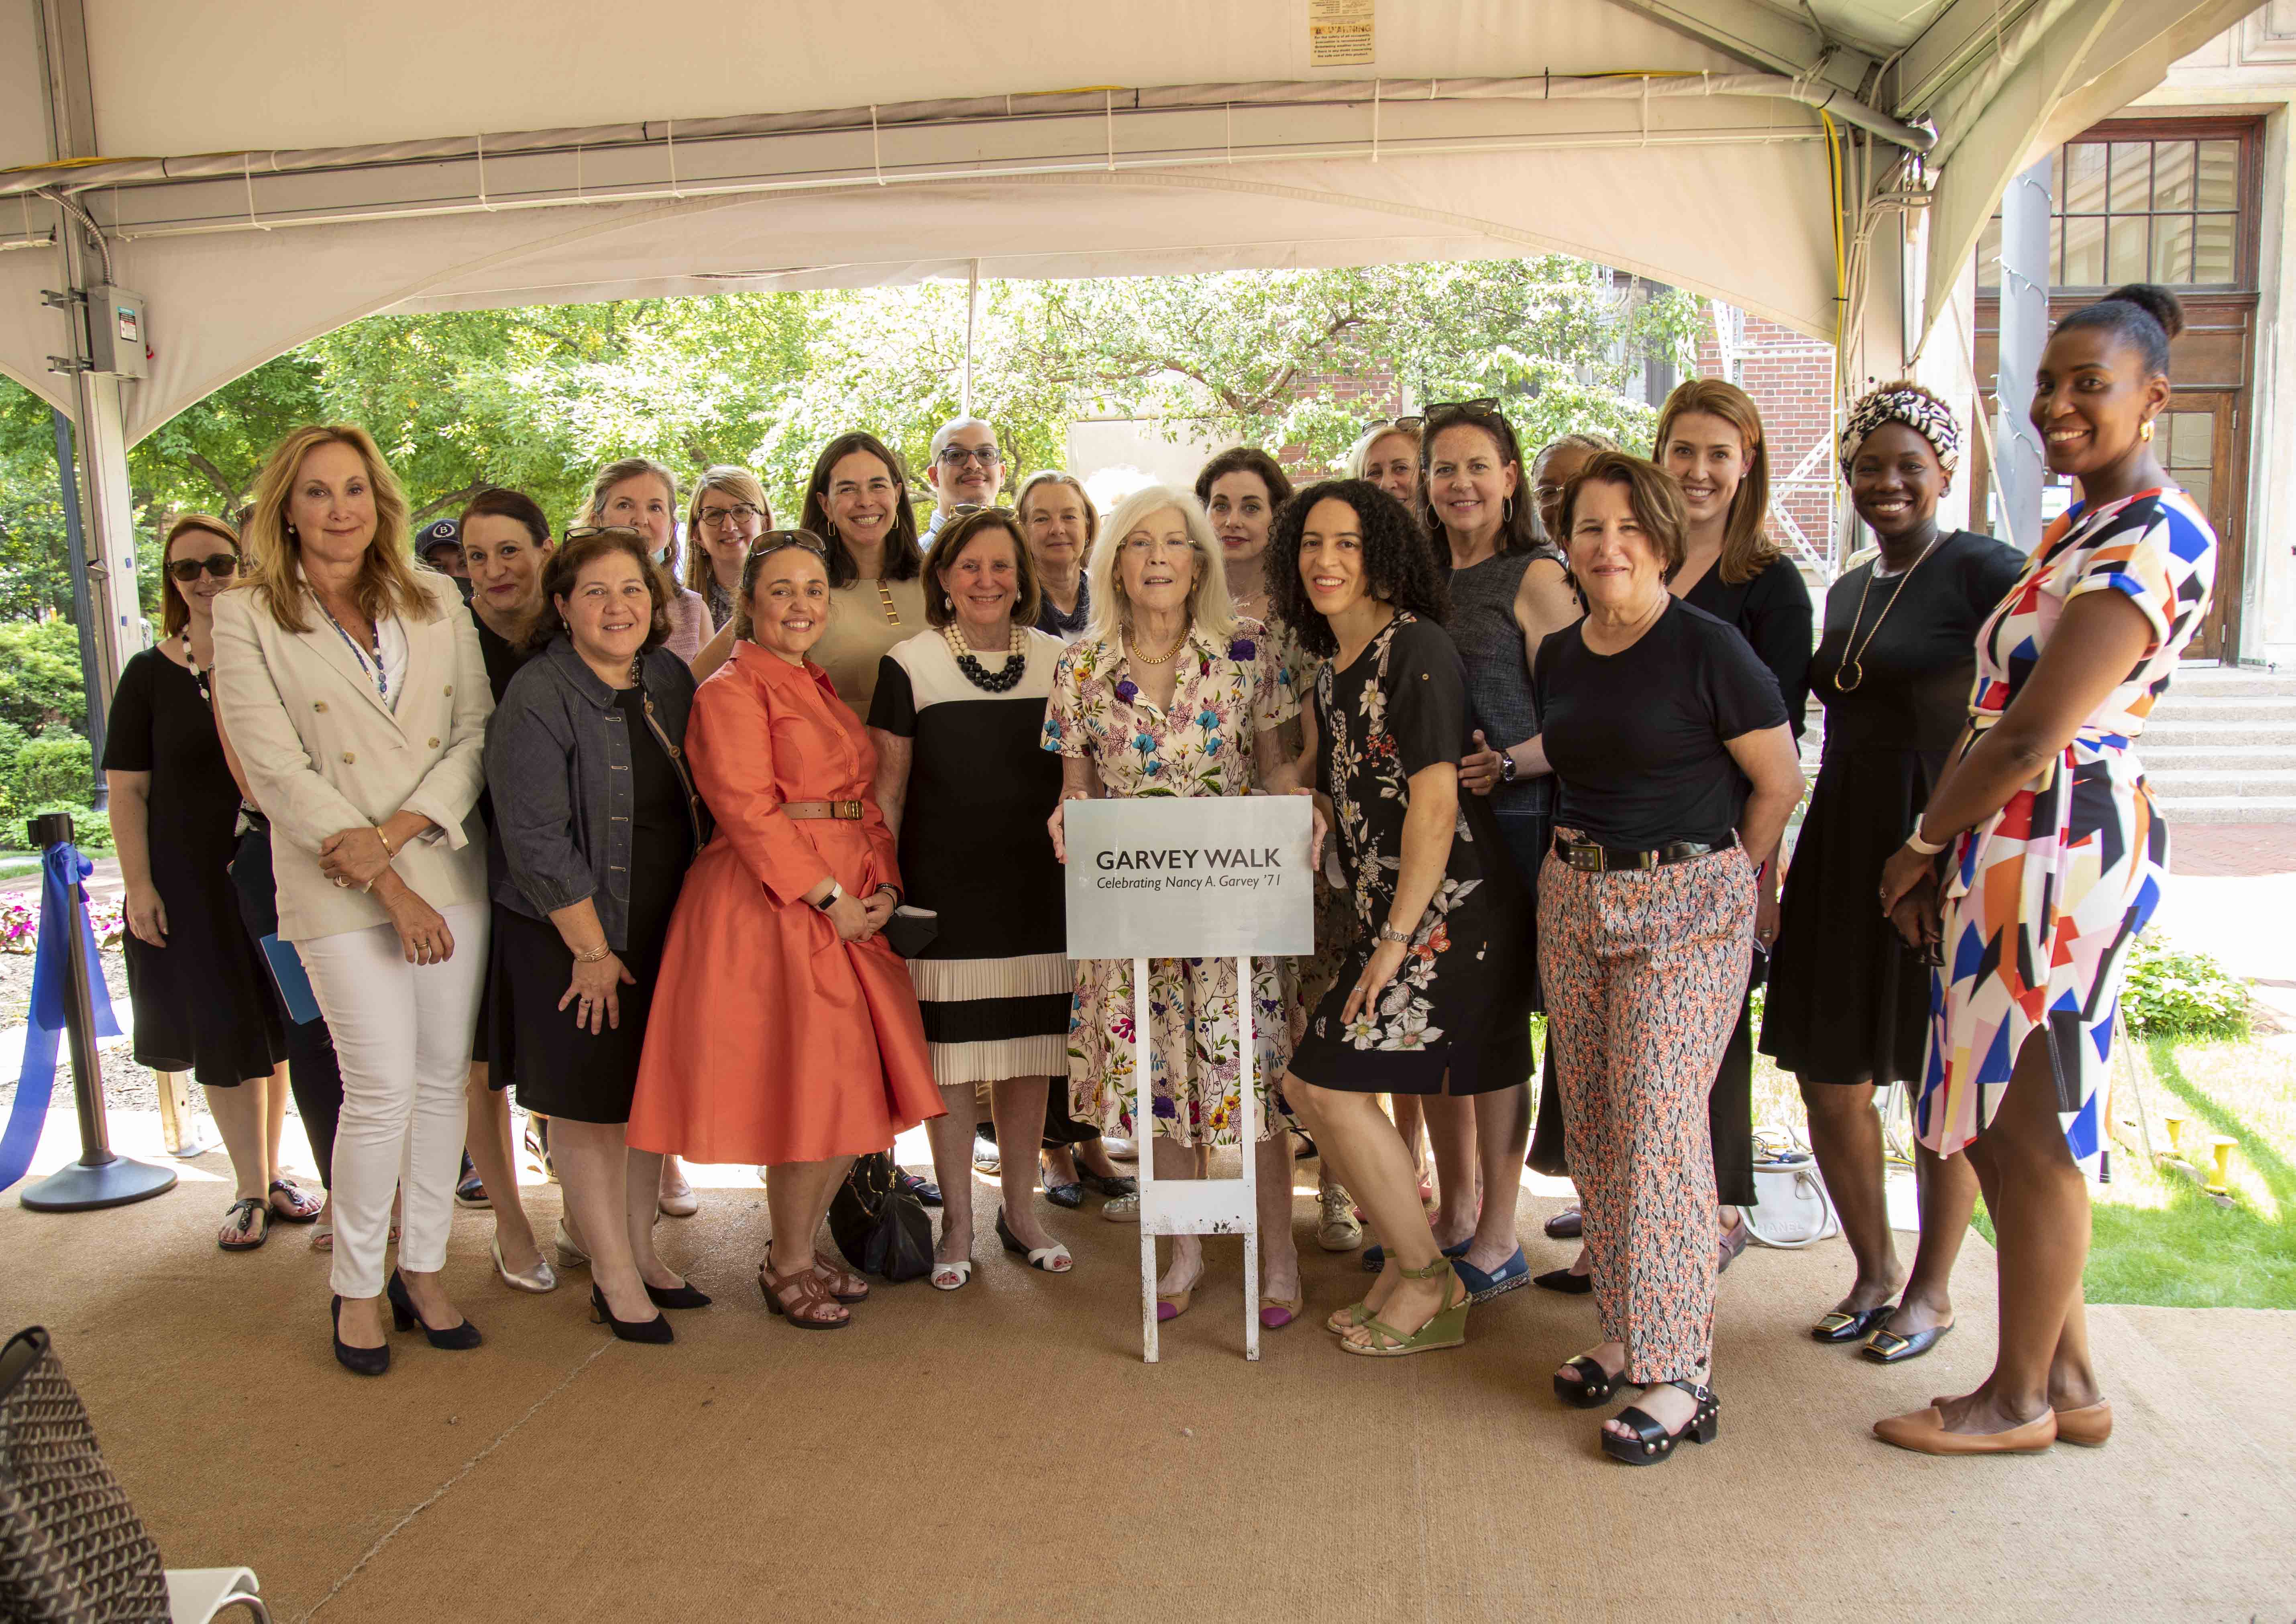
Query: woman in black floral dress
[{"left": 1269, "top": 480, "right": 1533, "bottom": 1359}]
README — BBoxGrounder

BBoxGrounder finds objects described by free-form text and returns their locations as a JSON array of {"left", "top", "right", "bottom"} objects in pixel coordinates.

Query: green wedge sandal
[
  {"left": 1338, "top": 1258, "right": 1468, "bottom": 1358},
  {"left": 1325, "top": 1299, "right": 1372, "bottom": 1336}
]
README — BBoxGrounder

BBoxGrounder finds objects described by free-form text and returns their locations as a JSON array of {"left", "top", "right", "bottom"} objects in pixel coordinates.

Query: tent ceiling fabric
[{"left": 0, "top": 0, "right": 2257, "bottom": 440}]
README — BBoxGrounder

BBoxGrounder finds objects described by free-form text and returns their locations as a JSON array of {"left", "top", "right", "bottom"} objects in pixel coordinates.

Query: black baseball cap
[{"left": 414, "top": 517, "right": 461, "bottom": 560}]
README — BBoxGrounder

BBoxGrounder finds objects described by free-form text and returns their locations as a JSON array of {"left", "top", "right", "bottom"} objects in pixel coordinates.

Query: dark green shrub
[
  {"left": 14, "top": 727, "right": 92, "bottom": 810},
  {"left": 2121, "top": 934, "right": 2249, "bottom": 1039}
]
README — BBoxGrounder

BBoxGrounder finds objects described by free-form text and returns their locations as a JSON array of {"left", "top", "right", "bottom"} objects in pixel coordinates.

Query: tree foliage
[{"left": 1, "top": 255, "right": 1697, "bottom": 607}]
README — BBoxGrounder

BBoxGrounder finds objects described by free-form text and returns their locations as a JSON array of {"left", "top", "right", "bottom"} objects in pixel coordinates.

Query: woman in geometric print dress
[{"left": 1876, "top": 284, "right": 2215, "bottom": 1455}]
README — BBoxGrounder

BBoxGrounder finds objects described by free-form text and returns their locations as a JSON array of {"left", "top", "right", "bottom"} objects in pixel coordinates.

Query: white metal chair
[{"left": 167, "top": 1566, "right": 270, "bottom": 1622}]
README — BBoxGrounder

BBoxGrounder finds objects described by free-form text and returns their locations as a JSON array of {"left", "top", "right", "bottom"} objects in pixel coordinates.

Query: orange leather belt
[{"left": 784, "top": 800, "right": 865, "bottom": 820}]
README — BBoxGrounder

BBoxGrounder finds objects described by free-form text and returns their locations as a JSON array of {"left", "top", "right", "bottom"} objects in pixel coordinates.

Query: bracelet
[
  {"left": 1376, "top": 923, "right": 1411, "bottom": 945},
  {"left": 573, "top": 942, "right": 612, "bottom": 964},
  {"left": 374, "top": 825, "right": 397, "bottom": 859},
  {"left": 1903, "top": 826, "right": 1950, "bottom": 856}
]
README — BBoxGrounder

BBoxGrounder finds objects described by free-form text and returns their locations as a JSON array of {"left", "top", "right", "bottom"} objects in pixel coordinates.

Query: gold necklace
[
  {"left": 1130, "top": 629, "right": 1186, "bottom": 666},
  {"left": 1834, "top": 535, "right": 1939, "bottom": 693}
]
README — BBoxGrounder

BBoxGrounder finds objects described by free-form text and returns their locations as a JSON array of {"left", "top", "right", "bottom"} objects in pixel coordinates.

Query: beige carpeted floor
[{"left": 4, "top": 1156, "right": 2292, "bottom": 1623}]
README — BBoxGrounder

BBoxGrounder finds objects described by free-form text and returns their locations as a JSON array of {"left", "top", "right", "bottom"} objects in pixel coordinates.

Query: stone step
[
  {"left": 2165, "top": 667, "right": 2296, "bottom": 698},
  {"left": 2139, "top": 746, "right": 2296, "bottom": 773},
  {"left": 2141, "top": 767, "right": 2296, "bottom": 797},
  {"left": 2140, "top": 718, "right": 2296, "bottom": 749},
  {"left": 2147, "top": 694, "right": 2296, "bottom": 722},
  {"left": 2153, "top": 795, "right": 2296, "bottom": 825}
]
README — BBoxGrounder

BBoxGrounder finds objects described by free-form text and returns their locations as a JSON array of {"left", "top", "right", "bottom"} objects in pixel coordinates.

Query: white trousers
[{"left": 298, "top": 904, "right": 488, "bottom": 1299}]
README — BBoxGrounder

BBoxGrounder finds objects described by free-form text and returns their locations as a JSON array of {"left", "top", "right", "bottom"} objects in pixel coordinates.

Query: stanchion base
[{"left": 19, "top": 1155, "right": 178, "bottom": 1213}]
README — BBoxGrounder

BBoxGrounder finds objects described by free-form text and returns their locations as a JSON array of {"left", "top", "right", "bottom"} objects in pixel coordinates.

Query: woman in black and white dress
[{"left": 870, "top": 507, "right": 1076, "bottom": 1288}]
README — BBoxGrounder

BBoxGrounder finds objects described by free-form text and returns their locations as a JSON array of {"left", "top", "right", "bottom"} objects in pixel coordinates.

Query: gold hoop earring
[{"left": 2140, "top": 419, "right": 2155, "bottom": 442}]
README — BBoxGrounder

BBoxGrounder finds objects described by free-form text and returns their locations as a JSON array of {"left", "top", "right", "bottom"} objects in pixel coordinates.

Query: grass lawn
[{"left": 1747, "top": 1025, "right": 2296, "bottom": 1312}]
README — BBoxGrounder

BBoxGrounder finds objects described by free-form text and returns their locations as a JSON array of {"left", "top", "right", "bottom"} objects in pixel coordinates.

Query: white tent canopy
[
  {"left": 0, "top": 0, "right": 2255, "bottom": 436},
  {"left": 0, "top": 0, "right": 2259, "bottom": 687}
]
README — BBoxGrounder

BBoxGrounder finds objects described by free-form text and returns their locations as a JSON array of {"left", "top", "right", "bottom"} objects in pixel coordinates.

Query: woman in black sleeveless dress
[
  {"left": 1404, "top": 401, "right": 1579, "bottom": 1302},
  {"left": 1763, "top": 385, "right": 2023, "bottom": 1363}
]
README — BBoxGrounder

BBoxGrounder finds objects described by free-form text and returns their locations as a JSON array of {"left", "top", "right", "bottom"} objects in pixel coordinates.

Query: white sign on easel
[{"left": 1063, "top": 795, "right": 1314, "bottom": 1363}]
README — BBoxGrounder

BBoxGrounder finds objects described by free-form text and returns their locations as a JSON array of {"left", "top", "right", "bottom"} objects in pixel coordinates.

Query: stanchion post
[
  {"left": 1135, "top": 956, "right": 1158, "bottom": 1363},
  {"left": 18, "top": 811, "right": 176, "bottom": 1212}
]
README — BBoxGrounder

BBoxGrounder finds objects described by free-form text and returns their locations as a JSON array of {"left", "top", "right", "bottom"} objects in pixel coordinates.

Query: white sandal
[
  {"left": 997, "top": 1208, "right": 1072, "bottom": 1272},
  {"left": 931, "top": 1256, "right": 973, "bottom": 1291}
]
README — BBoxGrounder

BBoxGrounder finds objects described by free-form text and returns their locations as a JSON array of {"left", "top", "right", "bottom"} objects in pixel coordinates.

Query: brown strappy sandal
[
  {"left": 810, "top": 1256, "right": 871, "bottom": 1304},
  {"left": 759, "top": 1255, "right": 850, "bottom": 1331}
]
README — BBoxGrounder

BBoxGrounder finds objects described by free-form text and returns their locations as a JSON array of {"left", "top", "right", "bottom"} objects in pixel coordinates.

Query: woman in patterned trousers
[{"left": 1530, "top": 454, "right": 1804, "bottom": 1463}]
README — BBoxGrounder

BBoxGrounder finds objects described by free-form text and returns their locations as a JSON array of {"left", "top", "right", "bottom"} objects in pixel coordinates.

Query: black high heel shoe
[
  {"left": 331, "top": 1295, "right": 390, "bottom": 1377},
  {"left": 386, "top": 1271, "right": 483, "bottom": 1351},
  {"left": 1601, "top": 1381, "right": 1719, "bottom": 1466},
  {"left": 592, "top": 1286, "right": 674, "bottom": 1344},
  {"left": 644, "top": 1279, "right": 713, "bottom": 1311}
]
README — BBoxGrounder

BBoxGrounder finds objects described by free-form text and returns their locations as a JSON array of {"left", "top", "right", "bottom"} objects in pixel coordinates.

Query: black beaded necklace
[{"left": 944, "top": 621, "right": 1027, "bottom": 693}]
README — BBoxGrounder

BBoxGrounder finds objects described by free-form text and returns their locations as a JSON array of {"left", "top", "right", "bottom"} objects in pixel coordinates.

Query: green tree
[{"left": 0, "top": 621, "right": 89, "bottom": 733}]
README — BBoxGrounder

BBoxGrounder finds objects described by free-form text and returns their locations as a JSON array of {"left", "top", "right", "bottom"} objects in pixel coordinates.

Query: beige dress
[{"left": 811, "top": 577, "right": 929, "bottom": 720}]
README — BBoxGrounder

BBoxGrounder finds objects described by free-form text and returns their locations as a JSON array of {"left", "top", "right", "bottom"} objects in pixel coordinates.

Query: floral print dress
[
  {"left": 1042, "top": 619, "right": 1298, "bottom": 1146},
  {"left": 1265, "top": 612, "right": 1359, "bottom": 1038},
  {"left": 1918, "top": 488, "right": 2215, "bottom": 1178},
  {"left": 1289, "top": 613, "right": 1533, "bottom": 1096}
]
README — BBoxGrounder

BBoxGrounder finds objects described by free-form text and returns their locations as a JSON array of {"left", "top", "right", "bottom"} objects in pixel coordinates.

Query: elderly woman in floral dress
[{"left": 1044, "top": 484, "right": 1313, "bottom": 1329}]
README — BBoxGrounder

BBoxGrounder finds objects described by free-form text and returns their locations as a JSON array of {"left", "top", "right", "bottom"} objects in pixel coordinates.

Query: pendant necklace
[{"left": 1835, "top": 534, "right": 1939, "bottom": 693}]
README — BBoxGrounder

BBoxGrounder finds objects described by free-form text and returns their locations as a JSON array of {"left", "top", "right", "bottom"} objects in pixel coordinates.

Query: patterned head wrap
[{"left": 1838, "top": 383, "right": 1960, "bottom": 478}]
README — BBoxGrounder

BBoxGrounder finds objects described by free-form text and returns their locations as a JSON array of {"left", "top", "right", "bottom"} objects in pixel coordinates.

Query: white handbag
[{"left": 1737, "top": 1130, "right": 1840, "bottom": 1248}]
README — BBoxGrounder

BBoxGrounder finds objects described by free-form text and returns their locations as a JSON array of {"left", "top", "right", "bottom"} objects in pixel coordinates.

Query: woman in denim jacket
[{"left": 486, "top": 527, "right": 710, "bottom": 1344}]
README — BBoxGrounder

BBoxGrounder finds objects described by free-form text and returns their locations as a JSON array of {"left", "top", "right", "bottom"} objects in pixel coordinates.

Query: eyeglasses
[
  {"left": 697, "top": 502, "right": 764, "bottom": 529},
  {"left": 937, "top": 445, "right": 1003, "bottom": 468},
  {"left": 1396, "top": 398, "right": 1503, "bottom": 433},
  {"left": 166, "top": 554, "right": 240, "bottom": 583}
]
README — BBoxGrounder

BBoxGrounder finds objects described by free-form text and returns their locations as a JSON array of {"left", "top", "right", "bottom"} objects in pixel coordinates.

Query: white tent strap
[{"left": 0, "top": 71, "right": 1930, "bottom": 200}]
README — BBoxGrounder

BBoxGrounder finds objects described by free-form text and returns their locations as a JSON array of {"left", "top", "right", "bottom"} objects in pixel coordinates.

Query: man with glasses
[{"left": 921, "top": 417, "right": 1005, "bottom": 549}]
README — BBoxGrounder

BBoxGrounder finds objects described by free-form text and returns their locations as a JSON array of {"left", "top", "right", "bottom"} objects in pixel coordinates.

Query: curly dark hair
[{"left": 1267, "top": 479, "right": 1450, "bottom": 659}]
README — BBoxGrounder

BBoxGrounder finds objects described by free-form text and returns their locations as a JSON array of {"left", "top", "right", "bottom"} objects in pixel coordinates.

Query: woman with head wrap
[{"left": 1760, "top": 382, "right": 2024, "bottom": 1366}]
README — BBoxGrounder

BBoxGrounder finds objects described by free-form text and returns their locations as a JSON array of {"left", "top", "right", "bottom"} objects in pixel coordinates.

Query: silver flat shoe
[
  {"left": 1100, "top": 1192, "right": 1140, "bottom": 1224},
  {"left": 554, "top": 1220, "right": 591, "bottom": 1270},
  {"left": 493, "top": 1235, "right": 558, "bottom": 1294}
]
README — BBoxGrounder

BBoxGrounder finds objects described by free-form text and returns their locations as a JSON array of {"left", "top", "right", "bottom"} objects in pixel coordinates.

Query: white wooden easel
[{"left": 1134, "top": 954, "right": 1259, "bottom": 1363}]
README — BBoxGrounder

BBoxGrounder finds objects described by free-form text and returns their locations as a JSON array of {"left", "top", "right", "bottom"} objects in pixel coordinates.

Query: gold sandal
[{"left": 1339, "top": 1258, "right": 1467, "bottom": 1358}]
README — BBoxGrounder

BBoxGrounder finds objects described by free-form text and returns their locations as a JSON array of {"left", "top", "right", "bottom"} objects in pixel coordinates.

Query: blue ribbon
[{"left": 0, "top": 844, "right": 122, "bottom": 1193}]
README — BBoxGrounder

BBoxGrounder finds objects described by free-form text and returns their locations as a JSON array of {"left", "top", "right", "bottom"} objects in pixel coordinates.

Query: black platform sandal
[
  {"left": 1601, "top": 1381, "right": 1718, "bottom": 1465},
  {"left": 1553, "top": 1353, "right": 1624, "bottom": 1408}
]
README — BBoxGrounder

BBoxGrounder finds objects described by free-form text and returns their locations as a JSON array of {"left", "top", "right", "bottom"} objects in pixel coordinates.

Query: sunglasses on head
[
  {"left": 562, "top": 525, "right": 649, "bottom": 545},
  {"left": 1395, "top": 398, "right": 1503, "bottom": 433},
  {"left": 748, "top": 529, "right": 827, "bottom": 558},
  {"left": 166, "top": 554, "right": 240, "bottom": 583}
]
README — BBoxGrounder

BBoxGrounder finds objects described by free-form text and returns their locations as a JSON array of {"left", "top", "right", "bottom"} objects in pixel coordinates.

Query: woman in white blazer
[{"left": 212, "top": 424, "right": 495, "bottom": 1378}]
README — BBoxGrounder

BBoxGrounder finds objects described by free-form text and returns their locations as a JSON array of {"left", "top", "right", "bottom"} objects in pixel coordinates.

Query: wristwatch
[
  {"left": 1499, "top": 751, "right": 1518, "bottom": 784},
  {"left": 809, "top": 880, "right": 848, "bottom": 912},
  {"left": 1377, "top": 923, "right": 1411, "bottom": 945}
]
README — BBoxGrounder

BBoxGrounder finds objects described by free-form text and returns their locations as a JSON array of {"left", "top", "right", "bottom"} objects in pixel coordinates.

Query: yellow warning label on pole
[{"left": 1308, "top": 0, "right": 1374, "bottom": 66}]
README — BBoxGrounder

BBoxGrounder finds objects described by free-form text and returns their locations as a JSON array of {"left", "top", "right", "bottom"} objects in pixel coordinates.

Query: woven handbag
[{"left": 0, "top": 1327, "right": 169, "bottom": 1623}]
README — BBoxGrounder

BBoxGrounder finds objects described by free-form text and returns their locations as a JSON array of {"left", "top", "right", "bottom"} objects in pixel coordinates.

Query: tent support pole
[
  {"left": 1993, "top": 156, "right": 2052, "bottom": 553},
  {"left": 963, "top": 257, "right": 980, "bottom": 416},
  {"left": 36, "top": 0, "right": 142, "bottom": 729}
]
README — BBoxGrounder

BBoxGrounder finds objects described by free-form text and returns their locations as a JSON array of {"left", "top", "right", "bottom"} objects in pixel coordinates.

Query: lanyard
[{"left": 317, "top": 598, "right": 389, "bottom": 704}]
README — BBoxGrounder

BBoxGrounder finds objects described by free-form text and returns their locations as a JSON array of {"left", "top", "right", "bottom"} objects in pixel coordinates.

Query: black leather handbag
[{"left": 827, "top": 1151, "right": 935, "bottom": 1282}]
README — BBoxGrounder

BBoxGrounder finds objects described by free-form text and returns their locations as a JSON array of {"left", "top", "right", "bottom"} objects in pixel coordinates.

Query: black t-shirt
[{"left": 1533, "top": 598, "right": 1789, "bottom": 849}]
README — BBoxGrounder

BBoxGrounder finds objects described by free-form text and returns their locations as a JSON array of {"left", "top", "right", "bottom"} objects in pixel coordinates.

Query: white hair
[
  {"left": 1084, "top": 484, "right": 1235, "bottom": 649},
  {"left": 1346, "top": 420, "right": 1421, "bottom": 478}
]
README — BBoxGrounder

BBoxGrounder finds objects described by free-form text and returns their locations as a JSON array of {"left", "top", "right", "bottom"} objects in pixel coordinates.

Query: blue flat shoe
[
  {"left": 1452, "top": 1246, "right": 1530, "bottom": 1302},
  {"left": 1361, "top": 1236, "right": 1470, "bottom": 1274}
]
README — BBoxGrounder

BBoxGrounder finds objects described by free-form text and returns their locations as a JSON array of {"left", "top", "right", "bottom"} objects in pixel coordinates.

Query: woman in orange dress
[{"left": 629, "top": 533, "right": 943, "bottom": 1330}]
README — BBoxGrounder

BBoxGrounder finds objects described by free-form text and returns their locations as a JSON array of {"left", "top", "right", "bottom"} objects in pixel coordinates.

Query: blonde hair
[
  {"left": 1084, "top": 485, "right": 1234, "bottom": 649},
  {"left": 682, "top": 465, "right": 772, "bottom": 595},
  {"left": 1346, "top": 421, "right": 1421, "bottom": 478},
  {"left": 241, "top": 425, "right": 433, "bottom": 633},
  {"left": 1652, "top": 379, "right": 1778, "bottom": 586},
  {"left": 1015, "top": 470, "right": 1100, "bottom": 547}
]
